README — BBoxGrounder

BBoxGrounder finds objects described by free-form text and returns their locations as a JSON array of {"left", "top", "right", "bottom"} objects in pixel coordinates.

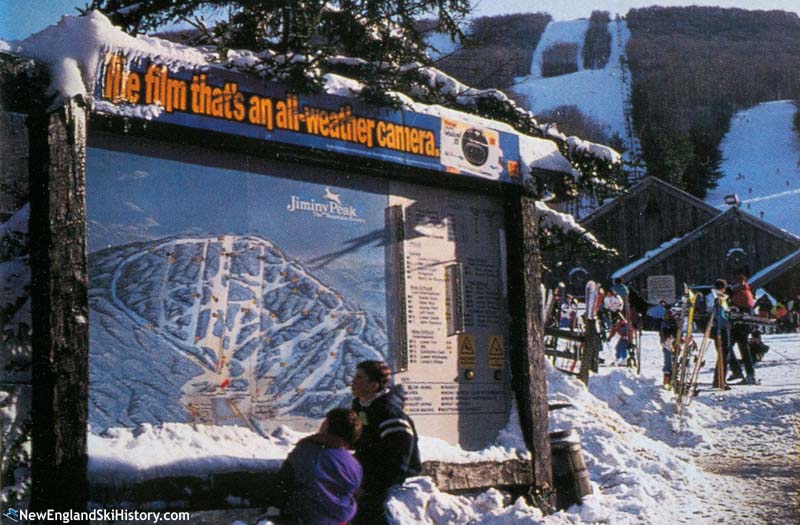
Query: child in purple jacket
[{"left": 277, "top": 408, "right": 363, "bottom": 525}]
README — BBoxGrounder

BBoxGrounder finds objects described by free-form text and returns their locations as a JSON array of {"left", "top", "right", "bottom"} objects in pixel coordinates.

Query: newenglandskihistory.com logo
[
  {"left": 2, "top": 507, "right": 190, "bottom": 523},
  {"left": 286, "top": 187, "right": 365, "bottom": 223}
]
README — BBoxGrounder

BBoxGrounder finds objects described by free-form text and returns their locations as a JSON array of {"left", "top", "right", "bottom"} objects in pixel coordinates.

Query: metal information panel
[{"left": 389, "top": 182, "right": 511, "bottom": 449}]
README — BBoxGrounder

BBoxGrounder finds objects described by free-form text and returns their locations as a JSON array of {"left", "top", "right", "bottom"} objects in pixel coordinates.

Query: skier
[
  {"left": 659, "top": 309, "right": 678, "bottom": 387},
  {"left": 611, "top": 277, "right": 630, "bottom": 313},
  {"left": 646, "top": 300, "right": 667, "bottom": 330},
  {"left": 602, "top": 288, "right": 623, "bottom": 325},
  {"left": 755, "top": 293, "right": 773, "bottom": 318},
  {"left": 728, "top": 274, "right": 757, "bottom": 384},
  {"left": 351, "top": 361, "right": 421, "bottom": 525}
]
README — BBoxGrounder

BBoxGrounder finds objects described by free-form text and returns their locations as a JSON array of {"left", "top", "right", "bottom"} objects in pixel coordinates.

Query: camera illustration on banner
[{"left": 440, "top": 119, "right": 504, "bottom": 180}]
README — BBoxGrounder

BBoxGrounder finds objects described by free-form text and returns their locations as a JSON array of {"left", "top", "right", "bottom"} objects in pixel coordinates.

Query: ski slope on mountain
[
  {"left": 707, "top": 101, "right": 800, "bottom": 236},
  {"left": 512, "top": 19, "right": 631, "bottom": 142}
]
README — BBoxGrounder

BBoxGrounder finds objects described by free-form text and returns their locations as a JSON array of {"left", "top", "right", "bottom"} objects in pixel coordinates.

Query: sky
[{"left": 2, "top": 0, "right": 800, "bottom": 41}]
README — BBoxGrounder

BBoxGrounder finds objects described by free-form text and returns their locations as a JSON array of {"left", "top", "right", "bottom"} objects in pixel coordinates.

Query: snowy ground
[
  {"left": 87, "top": 331, "right": 799, "bottom": 524},
  {"left": 707, "top": 100, "right": 800, "bottom": 237},
  {"left": 512, "top": 19, "right": 631, "bottom": 142}
]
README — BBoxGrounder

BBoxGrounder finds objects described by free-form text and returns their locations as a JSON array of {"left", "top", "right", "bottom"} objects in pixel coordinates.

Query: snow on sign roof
[
  {"left": 535, "top": 201, "right": 613, "bottom": 252},
  {"left": 5, "top": 11, "right": 585, "bottom": 182}
]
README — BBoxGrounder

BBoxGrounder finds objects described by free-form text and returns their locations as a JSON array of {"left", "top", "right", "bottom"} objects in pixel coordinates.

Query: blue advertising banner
[{"left": 94, "top": 49, "right": 521, "bottom": 184}]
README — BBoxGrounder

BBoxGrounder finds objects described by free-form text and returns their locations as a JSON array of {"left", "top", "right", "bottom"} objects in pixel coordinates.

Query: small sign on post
[{"left": 647, "top": 275, "right": 676, "bottom": 304}]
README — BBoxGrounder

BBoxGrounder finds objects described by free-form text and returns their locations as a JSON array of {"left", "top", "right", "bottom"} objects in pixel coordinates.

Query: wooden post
[
  {"left": 579, "top": 318, "right": 600, "bottom": 385},
  {"left": 507, "top": 182, "right": 554, "bottom": 513},
  {"left": 28, "top": 98, "right": 89, "bottom": 512}
]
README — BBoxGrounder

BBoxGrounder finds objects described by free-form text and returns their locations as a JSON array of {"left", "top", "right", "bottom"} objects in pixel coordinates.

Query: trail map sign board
[{"left": 87, "top": 50, "right": 513, "bottom": 450}]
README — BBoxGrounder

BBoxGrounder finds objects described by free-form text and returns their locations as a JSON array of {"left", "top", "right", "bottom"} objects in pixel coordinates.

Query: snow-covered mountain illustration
[{"left": 88, "top": 234, "right": 387, "bottom": 433}]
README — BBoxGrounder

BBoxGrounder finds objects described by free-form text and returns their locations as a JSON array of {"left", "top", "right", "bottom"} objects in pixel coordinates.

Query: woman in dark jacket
[
  {"left": 350, "top": 361, "right": 421, "bottom": 525},
  {"left": 277, "top": 408, "right": 363, "bottom": 525}
]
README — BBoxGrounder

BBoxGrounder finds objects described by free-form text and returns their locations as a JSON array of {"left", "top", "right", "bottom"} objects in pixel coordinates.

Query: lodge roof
[
  {"left": 612, "top": 206, "right": 800, "bottom": 282},
  {"left": 749, "top": 248, "right": 800, "bottom": 291},
  {"left": 580, "top": 176, "right": 719, "bottom": 227}
]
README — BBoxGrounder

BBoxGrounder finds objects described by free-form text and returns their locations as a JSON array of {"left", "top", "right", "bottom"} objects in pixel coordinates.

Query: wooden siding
[
  {"left": 625, "top": 214, "right": 800, "bottom": 299},
  {"left": 577, "top": 181, "right": 718, "bottom": 284},
  {"left": 761, "top": 262, "right": 800, "bottom": 302}
]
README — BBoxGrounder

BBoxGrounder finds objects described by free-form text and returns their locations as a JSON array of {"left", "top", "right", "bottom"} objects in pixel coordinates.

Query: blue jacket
[{"left": 277, "top": 433, "right": 363, "bottom": 525}]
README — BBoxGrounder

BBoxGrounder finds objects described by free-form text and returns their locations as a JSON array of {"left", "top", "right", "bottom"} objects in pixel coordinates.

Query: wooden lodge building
[
  {"left": 749, "top": 248, "right": 800, "bottom": 303},
  {"left": 575, "top": 177, "right": 800, "bottom": 305}
]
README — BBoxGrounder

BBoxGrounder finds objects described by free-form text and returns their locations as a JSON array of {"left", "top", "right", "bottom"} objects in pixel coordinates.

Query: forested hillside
[
  {"left": 424, "top": 13, "right": 551, "bottom": 89},
  {"left": 626, "top": 6, "right": 800, "bottom": 197},
  {"left": 427, "top": 7, "right": 800, "bottom": 199}
]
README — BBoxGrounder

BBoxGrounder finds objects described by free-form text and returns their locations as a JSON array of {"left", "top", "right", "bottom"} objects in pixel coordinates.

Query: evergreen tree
[{"left": 89, "top": 0, "right": 470, "bottom": 98}]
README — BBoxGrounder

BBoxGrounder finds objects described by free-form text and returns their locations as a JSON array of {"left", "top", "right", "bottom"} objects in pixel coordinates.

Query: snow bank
[{"left": 88, "top": 406, "right": 529, "bottom": 484}]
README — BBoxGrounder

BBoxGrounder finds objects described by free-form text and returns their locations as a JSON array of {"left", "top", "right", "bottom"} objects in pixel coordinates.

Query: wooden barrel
[{"left": 550, "top": 430, "right": 592, "bottom": 509}]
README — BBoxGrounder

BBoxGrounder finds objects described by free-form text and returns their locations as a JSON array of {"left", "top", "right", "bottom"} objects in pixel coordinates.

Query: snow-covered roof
[
  {"left": 612, "top": 206, "right": 800, "bottom": 281},
  {"left": 748, "top": 248, "right": 800, "bottom": 290},
  {"left": 611, "top": 234, "right": 687, "bottom": 280},
  {"left": 3, "top": 11, "right": 619, "bottom": 181}
]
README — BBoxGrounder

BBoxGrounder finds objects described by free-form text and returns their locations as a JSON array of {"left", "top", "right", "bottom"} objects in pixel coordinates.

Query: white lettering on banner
[{"left": 286, "top": 191, "right": 364, "bottom": 223}]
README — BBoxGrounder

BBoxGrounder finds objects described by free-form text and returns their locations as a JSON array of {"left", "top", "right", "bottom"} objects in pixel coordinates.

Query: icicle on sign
[{"left": 99, "top": 51, "right": 438, "bottom": 156}]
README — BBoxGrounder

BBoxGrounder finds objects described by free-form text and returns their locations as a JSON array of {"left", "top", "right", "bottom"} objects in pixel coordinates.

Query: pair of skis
[
  {"left": 673, "top": 285, "right": 698, "bottom": 413},
  {"left": 679, "top": 290, "right": 725, "bottom": 409}
]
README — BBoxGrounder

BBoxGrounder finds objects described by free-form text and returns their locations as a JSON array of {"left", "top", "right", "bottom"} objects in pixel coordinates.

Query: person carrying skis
[
  {"left": 659, "top": 308, "right": 678, "bottom": 387},
  {"left": 729, "top": 274, "right": 757, "bottom": 384}
]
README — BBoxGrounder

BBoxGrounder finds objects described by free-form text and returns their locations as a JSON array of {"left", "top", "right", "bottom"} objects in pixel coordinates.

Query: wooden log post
[
  {"left": 578, "top": 317, "right": 600, "bottom": 385},
  {"left": 507, "top": 181, "right": 555, "bottom": 513},
  {"left": 28, "top": 98, "right": 90, "bottom": 512}
]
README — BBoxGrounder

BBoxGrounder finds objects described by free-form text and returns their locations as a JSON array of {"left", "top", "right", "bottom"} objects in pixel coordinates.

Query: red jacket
[{"left": 730, "top": 283, "right": 755, "bottom": 311}]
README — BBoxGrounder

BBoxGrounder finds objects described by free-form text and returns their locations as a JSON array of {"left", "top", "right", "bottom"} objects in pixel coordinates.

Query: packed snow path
[
  {"left": 594, "top": 332, "right": 800, "bottom": 524},
  {"left": 684, "top": 335, "right": 800, "bottom": 524}
]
